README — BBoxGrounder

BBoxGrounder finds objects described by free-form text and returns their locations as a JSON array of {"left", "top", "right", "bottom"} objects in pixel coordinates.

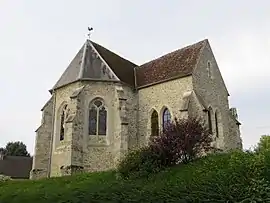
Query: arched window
[
  {"left": 89, "top": 98, "right": 107, "bottom": 136},
  {"left": 215, "top": 111, "right": 219, "bottom": 137},
  {"left": 151, "top": 110, "right": 159, "bottom": 136},
  {"left": 60, "top": 104, "right": 67, "bottom": 141},
  {"left": 162, "top": 108, "right": 171, "bottom": 129},
  {"left": 208, "top": 107, "right": 213, "bottom": 134}
]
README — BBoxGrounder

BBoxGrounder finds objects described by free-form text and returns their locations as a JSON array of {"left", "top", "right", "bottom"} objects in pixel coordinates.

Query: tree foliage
[
  {"left": 0, "top": 141, "right": 30, "bottom": 157},
  {"left": 255, "top": 135, "right": 270, "bottom": 153}
]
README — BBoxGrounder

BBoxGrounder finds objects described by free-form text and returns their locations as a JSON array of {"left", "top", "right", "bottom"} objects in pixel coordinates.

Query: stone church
[{"left": 30, "top": 38, "right": 242, "bottom": 179}]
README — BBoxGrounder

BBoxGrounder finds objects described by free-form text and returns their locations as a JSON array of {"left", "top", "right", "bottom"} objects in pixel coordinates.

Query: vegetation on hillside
[
  {"left": 0, "top": 151, "right": 269, "bottom": 202},
  {"left": 0, "top": 119, "right": 269, "bottom": 202}
]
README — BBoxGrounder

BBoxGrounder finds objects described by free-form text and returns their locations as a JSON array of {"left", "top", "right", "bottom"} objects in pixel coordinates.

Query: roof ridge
[
  {"left": 138, "top": 38, "right": 208, "bottom": 68},
  {"left": 90, "top": 40, "right": 138, "bottom": 66},
  {"left": 77, "top": 40, "right": 88, "bottom": 79},
  {"left": 88, "top": 40, "right": 120, "bottom": 81}
]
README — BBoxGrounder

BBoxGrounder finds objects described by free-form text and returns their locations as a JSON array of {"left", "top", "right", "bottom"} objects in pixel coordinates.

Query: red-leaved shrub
[
  {"left": 117, "top": 116, "right": 213, "bottom": 179},
  {"left": 149, "top": 116, "right": 213, "bottom": 165}
]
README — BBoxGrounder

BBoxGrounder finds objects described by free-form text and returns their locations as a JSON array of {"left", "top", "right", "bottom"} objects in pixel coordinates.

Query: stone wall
[
  {"left": 50, "top": 82, "right": 82, "bottom": 177},
  {"left": 191, "top": 41, "right": 242, "bottom": 150},
  {"left": 31, "top": 96, "right": 54, "bottom": 179},
  {"left": 30, "top": 168, "right": 47, "bottom": 180},
  {"left": 80, "top": 81, "right": 137, "bottom": 171},
  {"left": 49, "top": 80, "right": 137, "bottom": 176},
  {"left": 137, "top": 76, "right": 193, "bottom": 146},
  {"left": 228, "top": 110, "right": 242, "bottom": 150}
]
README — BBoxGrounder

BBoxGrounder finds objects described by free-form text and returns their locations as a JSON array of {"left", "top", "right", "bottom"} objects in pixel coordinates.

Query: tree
[
  {"left": 255, "top": 135, "right": 270, "bottom": 153},
  {"left": 149, "top": 116, "right": 213, "bottom": 165},
  {"left": 1, "top": 141, "right": 30, "bottom": 157}
]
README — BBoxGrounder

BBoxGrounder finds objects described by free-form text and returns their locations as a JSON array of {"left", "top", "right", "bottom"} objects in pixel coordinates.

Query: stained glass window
[
  {"left": 60, "top": 105, "right": 67, "bottom": 141},
  {"left": 98, "top": 106, "right": 107, "bottom": 135},
  {"left": 151, "top": 110, "right": 159, "bottom": 136},
  {"left": 94, "top": 100, "right": 102, "bottom": 107},
  {"left": 89, "top": 107, "right": 97, "bottom": 135},
  {"left": 208, "top": 107, "right": 213, "bottom": 134},
  {"left": 162, "top": 108, "right": 171, "bottom": 129},
  {"left": 88, "top": 99, "right": 107, "bottom": 136},
  {"left": 215, "top": 111, "right": 219, "bottom": 137}
]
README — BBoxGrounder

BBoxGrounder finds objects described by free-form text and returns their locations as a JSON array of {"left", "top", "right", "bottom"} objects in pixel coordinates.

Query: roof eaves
[
  {"left": 137, "top": 73, "right": 192, "bottom": 90},
  {"left": 40, "top": 96, "right": 53, "bottom": 111},
  {"left": 229, "top": 113, "right": 241, "bottom": 125},
  {"left": 50, "top": 78, "right": 131, "bottom": 93}
]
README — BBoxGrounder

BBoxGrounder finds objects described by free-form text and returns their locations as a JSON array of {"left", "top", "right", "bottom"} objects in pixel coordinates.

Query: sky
[{"left": 0, "top": 0, "right": 270, "bottom": 154}]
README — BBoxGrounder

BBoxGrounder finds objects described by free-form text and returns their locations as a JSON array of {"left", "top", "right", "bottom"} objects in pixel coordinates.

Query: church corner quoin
[{"left": 30, "top": 38, "right": 242, "bottom": 179}]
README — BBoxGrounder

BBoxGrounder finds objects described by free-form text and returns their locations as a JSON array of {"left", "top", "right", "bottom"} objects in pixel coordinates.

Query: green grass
[{"left": 0, "top": 151, "right": 270, "bottom": 203}]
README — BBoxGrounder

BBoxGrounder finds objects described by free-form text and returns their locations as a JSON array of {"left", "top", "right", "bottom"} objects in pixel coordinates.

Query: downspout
[{"left": 48, "top": 89, "right": 56, "bottom": 178}]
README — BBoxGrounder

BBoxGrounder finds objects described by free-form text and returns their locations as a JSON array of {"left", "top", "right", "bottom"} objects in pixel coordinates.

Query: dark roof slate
[
  {"left": 91, "top": 42, "right": 137, "bottom": 86},
  {"left": 51, "top": 40, "right": 138, "bottom": 90},
  {"left": 52, "top": 44, "right": 85, "bottom": 90}
]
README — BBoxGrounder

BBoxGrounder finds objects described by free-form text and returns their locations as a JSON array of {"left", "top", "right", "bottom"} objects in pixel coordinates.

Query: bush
[
  {"left": 117, "top": 116, "right": 213, "bottom": 179},
  {"left": 117, "top": 146, "right": 163, "bottom": 179},
  {"left": 150, "top": 116, "right": 213, "bottom": 165}
]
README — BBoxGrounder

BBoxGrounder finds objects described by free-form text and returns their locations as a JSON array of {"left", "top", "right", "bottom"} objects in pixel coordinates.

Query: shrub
[
  {"left": 118, "top": 116, "right": 213, "bottom": 179},
  {"left": 150, "top": 116, "right": 213, "bottom": 165},
  {"left": 117, "top": 146, "right": 163, "bottom": 179}
]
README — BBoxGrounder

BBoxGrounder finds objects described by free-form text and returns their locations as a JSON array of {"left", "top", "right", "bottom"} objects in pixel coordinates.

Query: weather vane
[{"left": 87, "top": 27, "right": 93, "bottom": 39}]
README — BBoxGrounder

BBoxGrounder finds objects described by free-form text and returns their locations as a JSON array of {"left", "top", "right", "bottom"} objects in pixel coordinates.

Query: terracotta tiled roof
[
  {"left": 135, "top": 39, "right": 207, "bottom": 87},
  {"left": 0, "top": 156, "right": 32, "bottom": 179}
]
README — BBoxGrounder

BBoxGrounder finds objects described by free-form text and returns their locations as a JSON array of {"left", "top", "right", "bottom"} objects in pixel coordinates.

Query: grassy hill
[{"left": 0, "top": 151, "right": 270, "bottom": 203}]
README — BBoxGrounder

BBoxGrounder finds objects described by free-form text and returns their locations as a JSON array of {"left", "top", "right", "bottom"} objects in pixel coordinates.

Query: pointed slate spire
[{"left": 51, "top": 40, "right": 137, "bottom": 91}]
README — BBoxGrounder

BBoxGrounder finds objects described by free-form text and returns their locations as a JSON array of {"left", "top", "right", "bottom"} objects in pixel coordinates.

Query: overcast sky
[{"left": 0, "top": 1, "right": 270, "bottom": 154}]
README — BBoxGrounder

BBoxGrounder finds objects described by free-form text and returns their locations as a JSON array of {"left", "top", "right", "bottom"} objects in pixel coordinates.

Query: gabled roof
[
  {"left": 135, "top": 39, "right": 207, "bottom": 87},
  {"left": 51, "top": 38, "right": 208, "bottom": 91},
  {"left": 51, "top": 40, "right": 138, "bottom": 90},
  {"left": 0, "top": 156, "right": 32, "bottom": 179}
]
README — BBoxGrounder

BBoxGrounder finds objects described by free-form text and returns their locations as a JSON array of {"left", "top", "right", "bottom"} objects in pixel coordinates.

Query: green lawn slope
[{"left": 0, "top": 151, "right": 270, "bottom": 203}]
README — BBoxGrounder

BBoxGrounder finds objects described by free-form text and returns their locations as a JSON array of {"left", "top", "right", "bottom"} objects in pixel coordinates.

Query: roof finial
[{"left": 87, "top": 27, "right": 93, "bottom": 39}]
